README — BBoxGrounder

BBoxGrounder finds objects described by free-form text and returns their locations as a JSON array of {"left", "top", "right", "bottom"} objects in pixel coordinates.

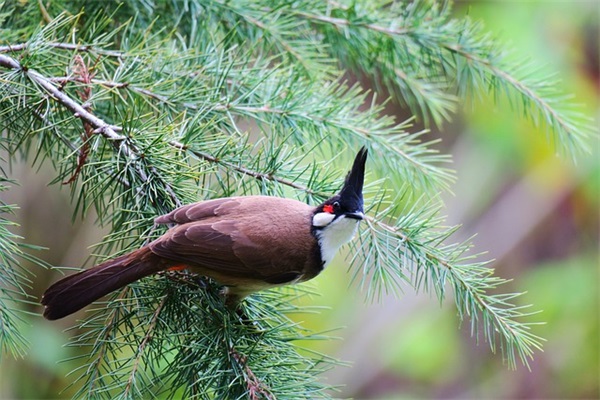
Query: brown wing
[
  {"left": 149, "top": 196, "right": 317, "bottom": 285},
  {"left": 154, "top": 197, "right": 234, "bottom": 225}
]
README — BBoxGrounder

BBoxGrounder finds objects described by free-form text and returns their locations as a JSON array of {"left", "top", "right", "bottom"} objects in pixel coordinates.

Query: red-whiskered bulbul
[{"left": 42, "top": 147, "right": 368, "bottom": 320}]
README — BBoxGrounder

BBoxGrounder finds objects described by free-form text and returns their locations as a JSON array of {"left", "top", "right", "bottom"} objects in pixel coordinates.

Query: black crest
[{"left": 338, "top": 146, "right": 368, "bottom": 213}]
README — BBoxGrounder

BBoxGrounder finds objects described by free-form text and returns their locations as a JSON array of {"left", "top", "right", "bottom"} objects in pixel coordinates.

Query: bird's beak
[{"left": 345, "top": 211, "right": 365, "bottom": 220}]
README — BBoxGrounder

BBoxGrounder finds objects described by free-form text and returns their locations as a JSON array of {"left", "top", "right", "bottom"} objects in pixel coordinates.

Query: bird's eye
[{"left": 333, "top": 201, "right": 340, "bottom": 209}]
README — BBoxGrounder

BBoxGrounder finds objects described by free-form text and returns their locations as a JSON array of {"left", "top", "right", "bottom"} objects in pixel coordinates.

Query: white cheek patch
[
  {"left": 316, "top": 216, "right": 360, "bottom": 267},
  {"left": 312, "top": 212, "right": 335, "bottom": 227}
]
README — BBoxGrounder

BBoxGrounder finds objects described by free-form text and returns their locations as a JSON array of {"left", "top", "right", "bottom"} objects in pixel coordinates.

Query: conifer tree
[{"left": 0, "top": 1, "right": 592, "bottom": 398}]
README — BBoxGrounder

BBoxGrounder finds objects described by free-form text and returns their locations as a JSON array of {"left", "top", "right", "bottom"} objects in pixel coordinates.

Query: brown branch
[
  {"left": 50, "top": 76, "right": 202, "bottom": 111},
  {"left": 169, "top": 140, "right": 325, "bottom": 197},
  {"left": 63, "top": 55, "right": 96, "bottom": 184},
  {"left": 27, "top": 69, "right": 127, "bottom": 141},
  {"left": 230, "top": 347, "right": 275, "bottom": 400},
  {"left": 0, "top": 53, "right": 20, "bottom": 69},
  {"left": 0, "top": 42, "right": 125, "bottom": 58}
]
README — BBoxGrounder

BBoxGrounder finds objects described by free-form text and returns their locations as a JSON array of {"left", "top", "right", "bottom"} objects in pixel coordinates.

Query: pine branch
[
  {"left": 358, "top": 206, "right": 545, "bottom": 369},
  {"left": 141, "top": 0, "right": 591, "bottom": 165},
  {"left": 169, "top": 140, "right": 328, "bottom": 198},
  {"left": 291, "top": 2, "right": 592, "bottom": 154},
  {"left": 123, "top": 294, "right": 167, "bottom": 398},
  {"left": 1, "top": 20, "right": 339, "bottom": 397},
  {"left": 299, "top": 12, "right": 456, "bottom": 125},
  {"left": 7, "top": 43, "right": 453, "bottom": 192},
  {"left": 0, "top": 52, "right": 183, "bottom": 209},
  {"left": 0, "top": 42, "right": 126, "bottom": 58}
]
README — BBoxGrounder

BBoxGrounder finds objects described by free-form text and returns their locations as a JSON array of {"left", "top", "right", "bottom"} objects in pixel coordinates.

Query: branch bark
[{"left": 0, "top": 53, "right": 182, "bottom": 208}]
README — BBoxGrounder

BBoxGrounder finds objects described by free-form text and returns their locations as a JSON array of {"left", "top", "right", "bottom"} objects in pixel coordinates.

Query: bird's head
[
  {"left": 313, "top": 146, "right": 367, "bottom": 229},
  {"left": 311, "top": 147, "right": 367, "bottom": 269}
]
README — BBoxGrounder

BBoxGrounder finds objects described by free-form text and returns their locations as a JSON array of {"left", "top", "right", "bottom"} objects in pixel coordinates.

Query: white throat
[{"left": 314, "top": 215, "right": 360, "bottom": 267}]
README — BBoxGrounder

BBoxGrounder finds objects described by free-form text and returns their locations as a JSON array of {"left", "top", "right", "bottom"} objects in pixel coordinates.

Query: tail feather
[{"left": 42, "top": 247, "right": 164, "bottom": 320}]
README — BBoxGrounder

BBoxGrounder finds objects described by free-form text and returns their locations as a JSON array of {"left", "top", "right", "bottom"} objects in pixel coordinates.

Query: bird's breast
[{"left": 314, "top": 216, "right": 360, "bottom": 267}]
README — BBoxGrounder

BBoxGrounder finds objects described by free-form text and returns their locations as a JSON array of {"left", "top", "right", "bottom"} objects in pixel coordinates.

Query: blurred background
[{"left": 1, "top": 1, "right": 598, "bottom": 399}]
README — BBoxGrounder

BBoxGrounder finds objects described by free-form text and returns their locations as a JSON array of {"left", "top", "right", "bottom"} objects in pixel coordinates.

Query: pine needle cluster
[{"left": 0, "top": 0, "right": 592, "bottom": 398}]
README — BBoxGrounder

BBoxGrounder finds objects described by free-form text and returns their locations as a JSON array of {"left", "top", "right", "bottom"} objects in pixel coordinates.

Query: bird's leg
[
  {"left": 221, "top": 287, "right": 245, "bottom": 317},
  {"left": 221, "top": 288, "right": 242, "bottom": 309},
  {"left": 221, "top": 288, "right": 260, "bottom": 328}
]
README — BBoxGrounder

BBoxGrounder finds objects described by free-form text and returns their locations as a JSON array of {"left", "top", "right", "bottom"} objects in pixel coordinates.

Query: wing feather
[
  {"left": 149, "top": 197, "right": 317, "bottom": 284},
  {"left": 154, "top": 198, "right": 237, "bottom": 225}
]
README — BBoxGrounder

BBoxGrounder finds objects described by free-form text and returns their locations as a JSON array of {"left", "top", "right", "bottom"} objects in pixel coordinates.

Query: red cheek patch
[{"left": 323, "top": 204, "right": 334, "bottom": 214}]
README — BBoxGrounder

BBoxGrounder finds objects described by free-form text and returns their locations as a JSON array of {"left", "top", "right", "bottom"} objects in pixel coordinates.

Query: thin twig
[
  {"left": 0, "top": 42, "right": 125, "bottom": 58},
  {"left": 230, "top": 347, "right": 276, "bottom": 400},
  {"left": 87, "top": 286, "right": 131, "bottom": 393},
  {"left": 0, "top": 54, "right": 20, "bottom": 69},
  {"left": 26, "top": 69, "right": 127, "bottom": 141},
  {"left": 169, "top": 140, "right": 323, "bottom": 197},
  {"left": 63, "top": 55, "right": 96, "bottom": 184},
  {"left": 293, "top": 10, "right": 411, "bottom": 36},
  {"left": 123, "top": 295, "right": 168, "bottom": 397}
]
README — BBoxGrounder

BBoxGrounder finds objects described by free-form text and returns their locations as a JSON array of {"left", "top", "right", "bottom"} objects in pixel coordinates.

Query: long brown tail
[{"left": 42, "top": 247, "right": 166, "bottom": 320}]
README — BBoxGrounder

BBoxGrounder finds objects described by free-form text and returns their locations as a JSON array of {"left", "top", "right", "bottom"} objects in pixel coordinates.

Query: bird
[{"left": 41, "top": 147, "right": 368, "bottom": 320}]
